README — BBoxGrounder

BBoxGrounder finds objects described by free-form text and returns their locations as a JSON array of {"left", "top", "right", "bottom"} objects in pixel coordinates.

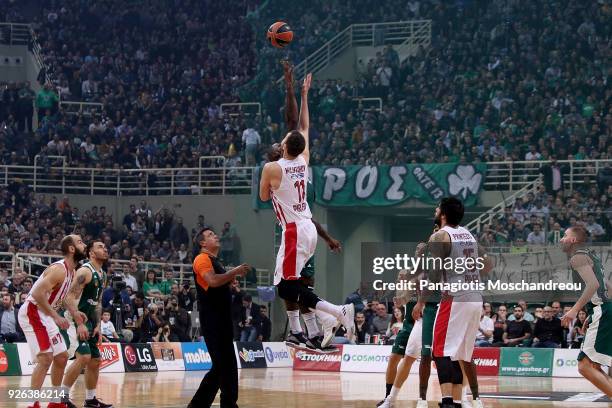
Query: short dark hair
[
  {"left": 243, "top": 294, "right": 252, "bottom": 302},
  {"left": 196, "top": 227, "right": 214, "bottom": 250},
  {"left": 285, "top": 130, "right": 306, "bottom": 157},
  {"left": 513, "top": 305, "right": 523, "bottom": 311},
  {"left": 86, "top": 240, "right": 103, "bottom": 257},
  {"left": 135, "top": 292, "right": 145, "bottom": 300},
  {"left": 439, "top": 197, "right": 464, "bottom": 226},
  {"left": 60, "top": 235, "right": 75, "bottom": 255}
]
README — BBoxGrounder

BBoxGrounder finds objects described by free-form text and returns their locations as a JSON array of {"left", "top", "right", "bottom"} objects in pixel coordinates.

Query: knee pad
[
  {"left": 451, "top": 360, "right": 463, "bottom": 385},
  {"left": 434, "top": 356, "right": 453, "bottom": 384}
]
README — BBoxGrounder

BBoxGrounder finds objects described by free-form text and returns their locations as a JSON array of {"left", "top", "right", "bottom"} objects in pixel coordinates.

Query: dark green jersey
[
  {"left": 79, "top": 262, "right": 106, "bottom": 324},
  {"left": 572, "top": 249, "right": 609, "bottom": 305}
]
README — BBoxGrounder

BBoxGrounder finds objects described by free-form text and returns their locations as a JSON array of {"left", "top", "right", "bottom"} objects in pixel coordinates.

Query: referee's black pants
[{"left": 190, "top": 317, "right": 238, "bottom": 408}]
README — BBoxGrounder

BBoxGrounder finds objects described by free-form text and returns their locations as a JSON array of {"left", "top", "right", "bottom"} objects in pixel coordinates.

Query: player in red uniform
[
  {"left": 18, "top": 235, "right": 87, "bottom": 408},
  {"left": 259, "top": 71, "right": 355, "bottom": 347}
]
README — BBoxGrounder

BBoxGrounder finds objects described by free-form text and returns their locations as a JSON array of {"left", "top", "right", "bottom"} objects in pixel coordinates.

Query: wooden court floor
[{"left": 1, "top": 369, "right": 610, "bottom": 407}]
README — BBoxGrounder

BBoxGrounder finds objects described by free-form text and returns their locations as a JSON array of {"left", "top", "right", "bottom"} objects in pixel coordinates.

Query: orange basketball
[{"left": 267, "top": 21, "right": 293, "bottom": 48}]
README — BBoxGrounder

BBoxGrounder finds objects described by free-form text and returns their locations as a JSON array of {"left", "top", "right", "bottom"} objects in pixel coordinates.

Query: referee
[{"left": 188, "top": 227, "right": 250, "bottom": 408}]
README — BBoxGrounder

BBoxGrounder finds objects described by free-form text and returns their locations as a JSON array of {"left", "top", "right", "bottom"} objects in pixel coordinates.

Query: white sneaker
[
  {"left": 473, "top": 398, "right": 484, "bottom": 408},
  {"left": 378, "top": 396, "right": 394, "bottom": 408},
  {"left": 339, "top": 303, "right": 355, "bottom": 341},
  {"left": 461, "top": 401, "right": 472, "bottom": 408},
  {"left": 320, "top": 315, "right": 338, "bottom": 348},
  {"left": 416, "top": 399, "right": 428, "bottom": 408}
]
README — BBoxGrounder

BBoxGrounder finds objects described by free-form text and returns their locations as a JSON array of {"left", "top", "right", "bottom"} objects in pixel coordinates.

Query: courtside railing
[
  {"left": 275, "top": 20, "right": 432, "bottom": 84},
  {"left": 0, "top": 159, "right": 608, "bottom": 196},
  {"left": 3, "top": 252, "right": 270, "bottom": 290}
]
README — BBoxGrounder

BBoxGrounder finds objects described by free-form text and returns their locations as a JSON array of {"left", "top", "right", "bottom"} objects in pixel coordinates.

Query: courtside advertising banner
[
  {"left": 98, "top": 343, "right": 125, "bottom": 373},
  {"left": 552, "top": 348, "right": 580, "bottom": 377},
  {"left": 500, "top": 348, "right": 553, "bottom": 377},
  {"left": 122, "top": 343, "right": 158, "bottom": 372},
  {"left": 182, "top": 341, "right": 213, "bottom": 371},
  {"left": 472, "top": 347, "right": 501, "bottom": 376},
  {"left": 340, "top": 345, "right": 391, "bottom": 373},
  {"left": 234, "top": 341, "right": 267, "bottom": 369},
  {"left": 0, "top": 343, "right": 21, "bottom": 376},
  {"left": 293, "top": 345, "right": 343, "bottom": 372},
  {"left": 151, "top": 342, "right": 185, "bottom": 371},
  {"left": 17, "top": 342, "right": 38, "bottom": 376},
  {"left": 262, "top": 342, "right": 292, "bottom": 368}
]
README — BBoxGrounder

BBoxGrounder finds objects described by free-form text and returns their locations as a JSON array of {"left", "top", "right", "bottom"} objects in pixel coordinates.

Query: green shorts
[
  {"left": 421, "top": 303, "right": 437, "bottom": 357},
  {"left": 301, "top": 257, "right": 315, "bottom": 279},
  {"left": 61, "top": 320, "right": 101, "bottom": 359},
  {"left": 391, "top": 303, "right": 416, "bottom": 356},
  {"left": 578, "top": 303, "right": 612, "bottom": 367}
]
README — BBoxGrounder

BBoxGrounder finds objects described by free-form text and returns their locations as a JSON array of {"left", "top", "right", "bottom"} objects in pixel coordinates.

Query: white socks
[
  {"left": 86, "top": 389, "right": 96, "bottom": 400},
  {"left": 302, "top": 312, "right": 321, "bottom": 337},
  {"left": 389, "top": 385, "right": 401, "bottom": 401},
  {"left": 315, "top": 300, "right": 343, "bottom": 319},
  {"left": 287, "top": 310, "right": 302, "bottom": 333}
]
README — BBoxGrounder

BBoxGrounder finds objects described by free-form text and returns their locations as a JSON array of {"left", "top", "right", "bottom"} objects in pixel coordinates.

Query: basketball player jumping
[
  {"left": 259, "top": 71, "right": 355, "bottom": 345},
  {"left": 60, "top": 240, "right": 113, "bottom": 408},
  {"left": 266, "top": 61, "right": 342, "bottom": 351},
  {"left": 18, "top": 235, "right": 87, "bottom": 408},
  {"left": 560, "top": 226, "right": 612, "bottom": 397},
  {"left": 426, "top": 198, "right": 491, "bottom": 408}
]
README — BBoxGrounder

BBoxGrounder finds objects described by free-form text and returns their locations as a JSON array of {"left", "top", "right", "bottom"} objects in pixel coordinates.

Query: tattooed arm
[{"left": 64, "top": 266, "right": 93, "bottom": 340}]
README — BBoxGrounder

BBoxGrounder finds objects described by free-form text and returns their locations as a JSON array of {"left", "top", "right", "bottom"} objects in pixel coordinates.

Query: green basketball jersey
[
  {"left": 79, "top": 262, "right": 106, "bottom": 324},
  {"left": 572, "top": 249, "right": 609, "bottom": 306}
]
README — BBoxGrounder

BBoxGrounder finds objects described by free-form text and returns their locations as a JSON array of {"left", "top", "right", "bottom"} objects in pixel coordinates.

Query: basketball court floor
[{"left": 1, "top": 369, "right": 610, "bottom": 407}]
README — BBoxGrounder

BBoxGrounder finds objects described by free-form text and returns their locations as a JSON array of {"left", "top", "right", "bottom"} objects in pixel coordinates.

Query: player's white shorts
[
  {"left": 580, "top": 304, "right": 612, "bottom": 367},
  {"left": 432, "top": 295, "right": 481, "bottom": 361},
  {"left": 274, "top": 219, "right": 317, "bottom": 285},
  {"left": 17, "top": 301, "right": 67, "bottom": 361},
  {"left": 405, "top": 318, "right": 423, "bottom": 358}
]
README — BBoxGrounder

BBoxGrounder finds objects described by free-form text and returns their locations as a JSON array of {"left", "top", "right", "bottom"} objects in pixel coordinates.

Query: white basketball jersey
[
  {"left": 441, "top": 225, "right": 481, "bottom": 296},
  {"left": 270, "top": 155, "right": 312, "bottom": 228},
  {"left": 27, "top": 259, "right": 75, "bottom": 310}
]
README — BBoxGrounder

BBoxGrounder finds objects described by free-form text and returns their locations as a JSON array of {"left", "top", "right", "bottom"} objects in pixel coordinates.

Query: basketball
[{"left": 267, "top": 21, "right": 293, "bottom": 48}]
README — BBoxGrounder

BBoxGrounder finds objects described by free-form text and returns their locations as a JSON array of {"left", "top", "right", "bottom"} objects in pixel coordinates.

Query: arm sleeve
[{"left": 193, "top": 254, "right": 214, "bottom": 290}]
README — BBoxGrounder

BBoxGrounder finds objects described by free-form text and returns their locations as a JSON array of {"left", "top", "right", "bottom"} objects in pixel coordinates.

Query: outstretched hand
[
  {"left": 301, "top": 73, "right": 312, "bottom": 95},
  {"left": 282, "top": 60, "right": 294, "bottom": 86}
]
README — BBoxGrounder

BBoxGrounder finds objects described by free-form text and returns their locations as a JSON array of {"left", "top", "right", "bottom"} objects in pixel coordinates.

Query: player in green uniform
[
  {"left": 61, "top": 241, "right": 113, "bottom": 408},
  {"left": 560, "top": 226, "right": 612, "bottom": 397}
]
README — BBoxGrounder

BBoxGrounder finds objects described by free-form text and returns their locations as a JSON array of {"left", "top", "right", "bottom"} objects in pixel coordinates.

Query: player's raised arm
[
  {"left": 283, "top": 61, "right": 298, "bottom": 131},
  {"left": 561, "top": 253, "right": 600, "bottom": 327},
  {"left": 64, "top": 266, "right": 93, "bottom": 339},
  {"left": 30, "top": 265, "right": 70, "bottom": 330},
  {"left": 298, "top": 73, "right": 312, "bottom": 164}
]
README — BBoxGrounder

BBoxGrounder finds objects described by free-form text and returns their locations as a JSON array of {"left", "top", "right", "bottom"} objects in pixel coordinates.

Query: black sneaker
[
  {"left": 61, "top": 397, "right": 78, "bottom": 408},
  {"left": 315, "top": 335, "right": 339, "bottom": 353},
  {"left": 285, "top": 331, "right": 308, "bottom": 347},
  {"left": 84, "top": 397, "right": 113, "bottom": 408}
]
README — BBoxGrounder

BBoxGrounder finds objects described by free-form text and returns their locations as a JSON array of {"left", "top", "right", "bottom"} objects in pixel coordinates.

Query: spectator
[
  {"left": 532, "top": 306, "right": 563, "bottom": 348},
  {"left": 0, "top": 293, "right": 24, "bottom": 343},
  {"left": 178, "top": 282, "right": 196, "bottom": 312},
  {"left": 475, "top": 304, "right": 494, "bottom": 347},
  {"left": 169, "top": 218, "right": 189, "bottom": 250},
  {"left": 100, "top": 310, "right": 122, "bottom": 343},
  {"left": 571, "top": 309, "right": 588, "bottom": 348},
  {"left": 220, "top": 222, "right": 236, "bottom": 265},
  {"left": 551, "top": 301, "right": 563, "bottom": 319},
  {"left": 126, "top": 257, "right": 143, "bottom": 293},
  {"left": 35, "top": 83, "right": 58, "bottom": 119},
  {"left": 257, "top": 304, "right": 272, "bottom": 342},
  {"left": 526, "top": 224, "right": 546, "bottom": 245},
  {"left": 230, "top": 280, "right": 243, "bottom": 340},
  {"left": 354, "top": 312, "right": 371, "bottom": 344},
  {"left": 508, "top": 300, "right": 535, "bottom": 322},
  {"left": 371, "top": 303, "right": 391, "bottom": 336},
  {"left": 143, "top": 270, "right": 162, "bottom": 299},
  {"left": 491, "top": 304, "right": 508, "bottom": 347},
  {"left": 502, "top": 305, "right": 532, "bottom": 347},
  {"left": 239, "top": 294, "right": 261, "bottom": 342},
  {"left": 242, "top": 122, "right": 261, "bottom": 166},
  {"left": 345, "top": 285, "right": 366, "bottom": 313},
  {"left": 539, "top": 158, "right": 569, "bottom": 196},
  {"left": 547, "top": 223, "right": 565, "bottom": 244},
  {"left": 135, "top": 303, "right": 164, "bottom": 343},
  {"left": 159, "top": 267, "right": 177, "bottom": 296},
  {"left": 386, "top": 307, "right": 404, "bottom": 342},
  {"left": 483, "top": 302, "right": 493, "bottom": 319},
  {"left": 153, "top": 324, "right": 172, "bottom": 342},
  {"left": 162, "top": 296, "right": 191, "bottom": 342}
]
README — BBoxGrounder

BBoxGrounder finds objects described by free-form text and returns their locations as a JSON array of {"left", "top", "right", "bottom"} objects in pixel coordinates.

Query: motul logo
[
  {"left": 474, "top": 358, "right": 498, "bottom": 367},
  {"left": 296, "top": 351, "right": 341, "bottom": 362}
]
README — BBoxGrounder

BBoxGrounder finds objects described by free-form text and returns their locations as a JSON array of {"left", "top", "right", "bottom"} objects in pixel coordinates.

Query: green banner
[
  {"left": 499, "top": 348, "right": 553, "bottom": 377},
  {"left": 0, "top": 343, "right": 21, "bottom": 376},
  {"left": 253, "top": 163, "right": 486, "bottom": 209},
  {"left": 313, "top": 163, "right": 486, "bottom": 207}
]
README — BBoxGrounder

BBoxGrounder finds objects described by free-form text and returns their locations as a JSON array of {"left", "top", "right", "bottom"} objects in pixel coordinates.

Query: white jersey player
[
  {"left": 259, "top": 73, "right": 355, "bottom": 348},
  {"left": 427, "top": 198, "right": 492, "bottom": 408},
  {"left": 18, "top": 234, "right": 87, "bottom": 408}
]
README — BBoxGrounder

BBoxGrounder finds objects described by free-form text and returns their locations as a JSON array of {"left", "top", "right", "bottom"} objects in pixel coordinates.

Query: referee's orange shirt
[{"left": 193, "top": 253, "right": 213, "bottom": 291}]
